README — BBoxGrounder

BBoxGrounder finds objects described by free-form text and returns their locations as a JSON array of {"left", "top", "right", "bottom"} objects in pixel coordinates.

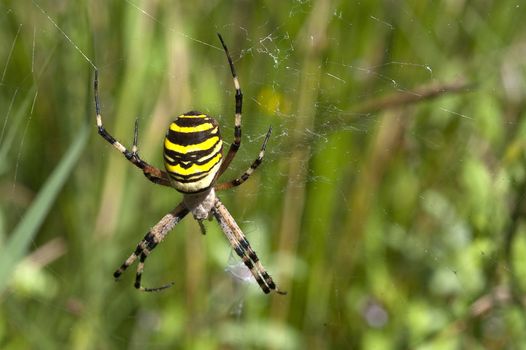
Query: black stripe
[
  {"left": 262, "top": 273, "right": 276, "bottom": 289},
  {"left": 164, "top": 149, "right": 216, "bottom": 160},
  {"left": 166, "top": 128, "right": 220, "bottom": 146},
  {"left": 240, "top": 238, "right": 250, "bottom": 249},
  {"left": 173, "top": 116, "right": 214, "bottom": 127},
  {"left": 168, "top": 172, "right": 209, "bottom": 183},
  {"left": 98, "top": 127, "right": 117, "bottom": 145},
  {"left": 234, "top": 245, "right": 244, "bottom": 258},
  {"left": 255, "top": 275, "right": 270, "bottom": 294},
  {"left": 164, "top": 152, "right": 221, "bottom": 166},
  {"left": 164, "top": 156, "right": 222, "bottom": 170},
  {"left": 183, "top": 110, "right": 203, "bottom": 116},
  {"left": 114, "top": 265, "right": 126, "bottom": 278},
  {"left": 235, "top": 91, "right": 243, "bottom": 114},
  {"left": 240, "top": 239, "right": 260, "bottom": 263},
  {"left": 164, "top": 137, "right": 222, "bottom": 159},
  {"left": 243, "top": 258, "right": 254, "bottom": 270},
  {"left": 164, "top": 147, "right": 223, "bottom": 169},
  {"left": 144, "top": 233, "right": 157, "bottom": 250},
  {"left": 166, "top": 130, "right": 215, "bottom": 146}
]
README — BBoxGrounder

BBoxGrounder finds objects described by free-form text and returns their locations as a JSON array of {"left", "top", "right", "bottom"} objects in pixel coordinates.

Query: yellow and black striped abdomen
[{"left": 163, "top": 112, "right": 223, "bottom": 193}]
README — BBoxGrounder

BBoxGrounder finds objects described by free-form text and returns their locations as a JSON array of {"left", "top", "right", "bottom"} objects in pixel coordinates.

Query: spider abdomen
[{"left": 163, "top": 111, "right": 223, "bottom": 193}]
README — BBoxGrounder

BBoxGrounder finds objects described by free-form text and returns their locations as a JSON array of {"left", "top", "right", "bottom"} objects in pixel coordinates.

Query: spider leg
[
  {"left": 212, "top": 199, "right": 285, "bottom": 295},
  {"left": 113, "top": 202, "right": 190, "bottom": 292},
  {"left": 197, "top": 219, "right": 207, "bottom": 235},
  {"left": 94, "top": 70, "right": 172, "bottom": 187},
  {"left": 216, "top": 34, "right": 243, "bottom": 177},
  {"left": 215, "top": 126, "right": 272, "bottom": 191}
]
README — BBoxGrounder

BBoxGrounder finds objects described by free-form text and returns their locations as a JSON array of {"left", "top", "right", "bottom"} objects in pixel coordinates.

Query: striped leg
[
  {"left": 212, "top": 199, "right": 285, "bottom": 295},
  {"left": 94, "top": 70, "right": 172, "bottom": 187},
  {"left": 216, "top": 34, "right": 243, "bottom": 177},
  {"left": 113, "top": 202, "right": 190, "bottom": 292},
  {"left": 215, "top": 126, "right": 272, "bottom": 191}
]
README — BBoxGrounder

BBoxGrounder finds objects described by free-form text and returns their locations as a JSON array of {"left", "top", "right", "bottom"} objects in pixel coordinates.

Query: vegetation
[{"left": 1, "top": 0, "right": 526, "bottom": 348}]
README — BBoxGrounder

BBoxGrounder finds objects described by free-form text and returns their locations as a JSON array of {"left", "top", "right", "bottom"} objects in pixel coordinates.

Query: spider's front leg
[
  {"left": 113, "top": 202, "right": 189, "bottom": 292},
  {"left": 94, "top": 70, "right": 172, "bottom": 187},
  {"left": 216, "top": 33, "right": 244, "bottom": 177},
  {"left": 215, "top": 126, "right": 272, "bottom": 191}
]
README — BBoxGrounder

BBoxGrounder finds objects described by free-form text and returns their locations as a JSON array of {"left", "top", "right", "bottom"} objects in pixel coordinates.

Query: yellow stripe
[
  {"left": 164, "top": 136, "right": 219, "bottom": 153},
  {"left": 170, "top": 123, "right": 216, "bottom": 133},
  {"left": 196, "top": 140, "right": 222, "bottom": 162},
  {"left": 177, "top": 114, "right": 207, "bottom": 118},
  {"left": 165, "top": 153, "right": 222, "bottom": 176}
]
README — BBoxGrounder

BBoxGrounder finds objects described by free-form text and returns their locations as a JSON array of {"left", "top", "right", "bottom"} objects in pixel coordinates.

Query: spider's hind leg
[
  {"left": 212, "top": 199, "right": 285, "bottom": 295},
  {"left": 113, "top": 203, "right": 189, "bottom": 291},
  {"left": 135, "top": 253, "right": 174, "bottom": 292}
]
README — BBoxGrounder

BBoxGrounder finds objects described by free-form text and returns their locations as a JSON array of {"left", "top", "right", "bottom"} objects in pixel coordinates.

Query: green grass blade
[
  {"left": 0, "top": 122, "right": 90, "bottom": 294},
  {"left": 0, "top": 88, "right": 37, "bottom": 174}
]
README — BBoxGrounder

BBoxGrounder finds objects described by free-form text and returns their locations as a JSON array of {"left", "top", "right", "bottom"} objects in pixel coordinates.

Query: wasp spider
[{"left": 94, "top": 34, "right": 285, "bottom": 295}]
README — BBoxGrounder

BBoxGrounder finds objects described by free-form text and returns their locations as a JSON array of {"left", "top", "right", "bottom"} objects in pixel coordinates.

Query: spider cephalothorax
[{"left": 94, "top": 34, "right": 284, "bottom": 294}]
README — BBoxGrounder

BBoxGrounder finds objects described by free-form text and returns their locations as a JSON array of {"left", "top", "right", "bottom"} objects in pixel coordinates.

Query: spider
[{"left": 94, "top": 34, "right": 285, "bottom": 295}]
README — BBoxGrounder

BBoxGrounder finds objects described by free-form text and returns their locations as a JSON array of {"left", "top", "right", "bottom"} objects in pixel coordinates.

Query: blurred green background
[{"left": 1, "top": 0, "right": 526, "bottom": 349}]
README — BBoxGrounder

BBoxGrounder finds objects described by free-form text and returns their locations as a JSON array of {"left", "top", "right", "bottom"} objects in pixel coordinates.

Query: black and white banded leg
[
  {"left": 215, "top": 126, "right": 272, "bottom": 191},
  {"left": 113, "top": 203, "right": 190, "bottom": 292},
  {"left": 212, "top": 199, "right": 285, "bottom": 294},
  {"left": 217, "top": 33, "right": 243, "bottom": 177},
  {"left": 94, "top": 70, "right": 172, "bottom": 187}
]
